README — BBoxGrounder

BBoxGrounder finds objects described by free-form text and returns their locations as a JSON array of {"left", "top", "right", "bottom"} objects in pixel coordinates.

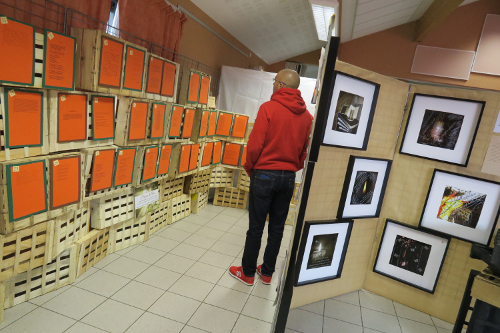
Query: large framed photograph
[
  {"left": 400, "top": 94, "right": 484, "bottom": 166},
  {"left": 374, "top": 219, "right": 450, "bottom": 294},
  {"left": 321, "top": 71, "right": 380, "bottom": 150},
  {"left": 295, "top": 220, "right": 353, "bottom": 286},
  {"left": 419, "top": 169, "right": 500, "bottom": 245},
  {"left": 337, "top": 156, "right": 392, "bottom": 219}
]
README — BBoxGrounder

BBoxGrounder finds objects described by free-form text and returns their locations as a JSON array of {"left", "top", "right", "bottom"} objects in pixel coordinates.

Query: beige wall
[
  {"left": 338, "top": 0, "right": 500, "bottom": 91},
  {"left": 266, "top": 49, "right": 323, "bottom": 74}
]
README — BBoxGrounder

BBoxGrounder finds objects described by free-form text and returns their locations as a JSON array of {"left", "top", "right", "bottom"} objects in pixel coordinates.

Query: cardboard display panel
[
  {"left": 49, "top": 155, "right": 81, "bottom": 209},
  {"left": 169, "top": 105, "right": 184, "bottom": 138},
  {"left": 157, "top": 144, "right": 173, "bottom": 176},
  {"left": 199, "top": 75, "right": 210, "bottom": 105},
  {"left": 142, "top": 146, "right": 159, "bottom": 182},
  {"left": 145, "top": 55, "right": 163, "bottom": 94},
  {"left": 179, "top": 145, "right": 191, "bottom": 174},
  {"left": 0, "top": 18, "right": 35, "bottom": 86},
  {"left": 189, "top": 144, "right": 200, "bottom": 171},
  {"left": 99, "top": 36, "right": 124, "bottom": 88},
  {"left": 128, "top": 101, "right": 148, "bottom": 141},
  {"left": 222, "top": 142, "right": 242, "bottom": 166},
  {"left": 150, "top": 103, "right": 166, "bottom": 139},
  {"left": 90, "top": 149, "right": 115, "bottom": 192},
  {"left": 199, "top": 110, "right": 210, "bottom": 137},
  {"left": 208, "top": 110, "right": 218, "bottom": 136},
  {"left": 161, "top": 61, "right": 177, "bottom": 97},
  {"left": 201, "top": 142, "right": 214, "bottom": 167},
  {"left": 113, "top": 148, "right": 136, "bottom": 187},
  {"left": 91, "top": 95, "right": 115, "bottom": 140},
  {"left": 216, "top": 111, "right": 233, "bottom": 137},
  {"left": 182, "top": 108, "right": 196, "bottom": 139},
  {"left": 4, "top": 89, "right": 43, "bottom": 148},
  {"left": 232, "top": 114, "right": 249, "bottom": 138},
  {"left": 212, "top": 141, "right": 222, "bottom": 164},
  {"left": 57, "top": 93, "right": 87, "bottom": 142},
  {"left": 188, "top": 72, "right": 201, "bottom": 103},
  {"left": 42, "top": 30, "right": 76, "bottom": 90},
  {"left": 123, "top": 45, "right": 145, "bottom": 92}
]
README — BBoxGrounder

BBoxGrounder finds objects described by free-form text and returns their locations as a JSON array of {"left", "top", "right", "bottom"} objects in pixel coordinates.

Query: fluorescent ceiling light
[{"left": 311, "top": 3, "right": 337, "bottom": 41}]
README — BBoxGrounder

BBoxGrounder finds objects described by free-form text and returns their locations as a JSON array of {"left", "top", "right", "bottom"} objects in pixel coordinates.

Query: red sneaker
[
  {"left": 229, "top": 266, "right": 254, "bottom": 286},
  {"left": 257, "top": 265, "right": 272, "bottom": 285}
]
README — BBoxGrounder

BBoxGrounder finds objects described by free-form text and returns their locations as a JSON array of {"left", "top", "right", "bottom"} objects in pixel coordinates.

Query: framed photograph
[
  {"left": 321, "top": 71, "right": 380, "bottom": 150},
  {"left": 419, "top": 169, "right": 500, "bottom": 245},
  {"left": 374, "top": 219, "right": 450, "bottom": 294},
  {"left": 295, "top": 220, "right": 353, "bottom": 286},
  {"left": 337, "top": 156, "right": 392, "bottom": 219},
  {"left": 400, "top": 94, "right": 485, "bottom": 166}
]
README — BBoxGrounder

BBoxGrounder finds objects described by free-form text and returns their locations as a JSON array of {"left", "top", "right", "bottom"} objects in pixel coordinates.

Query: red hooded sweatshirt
[{"left": 244, "top": 88, "right": 313, "bottom": 175}]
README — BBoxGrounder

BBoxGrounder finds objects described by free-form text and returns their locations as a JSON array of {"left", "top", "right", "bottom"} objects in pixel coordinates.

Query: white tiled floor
[
  {"left": 287, "top": 290, "right": 460, "bottom": 333},
  {"left": 0, "top": 204, "right": 460, "bottom": 333},
  {"left": 0, "top": 204, "right": 288, "bottom": 333}
]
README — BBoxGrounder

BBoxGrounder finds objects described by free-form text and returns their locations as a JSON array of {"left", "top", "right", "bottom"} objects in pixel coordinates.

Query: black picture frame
[
  {"left": 337, "top": 155, "right": 392, "bottom": 220},
  {"left": 399, "top": 93, "right": 485, "bottom": 167},
  {"left": 373, "top": 219, "right": 450, "bottom": 294},
  {"left": 319, "top": 71, "right": 380, "bottom": 151},
  {"left": 418, "top": 169, "right": 500, "bottom": 246},
  {"left": 294, "top": 219, "right": 353, "bottom": 287}
]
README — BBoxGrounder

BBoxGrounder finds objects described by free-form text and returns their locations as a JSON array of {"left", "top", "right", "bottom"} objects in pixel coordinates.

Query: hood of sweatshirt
[{"left": 271, "top": 87, "right": 307, "bottom": 114}]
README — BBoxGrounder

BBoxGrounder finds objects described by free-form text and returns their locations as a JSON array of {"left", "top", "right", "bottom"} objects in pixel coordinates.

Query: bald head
[{"left": 273, "top": 69, "right": 300, "bottom": 92}]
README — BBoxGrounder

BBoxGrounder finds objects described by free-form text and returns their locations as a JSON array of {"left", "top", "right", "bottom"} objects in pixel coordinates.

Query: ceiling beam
[{"left": 414, "top": 0, "right": 464, "bottom": 42}]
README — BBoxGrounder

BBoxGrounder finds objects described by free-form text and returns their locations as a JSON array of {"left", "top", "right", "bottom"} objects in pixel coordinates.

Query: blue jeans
[{"left": 242, "top": 170, "right": 295, "bottom": 277}]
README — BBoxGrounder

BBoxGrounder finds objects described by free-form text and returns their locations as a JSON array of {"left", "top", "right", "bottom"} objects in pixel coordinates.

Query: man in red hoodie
[{"left": 229, "top": 69, "right": 313, "bottom": 285}]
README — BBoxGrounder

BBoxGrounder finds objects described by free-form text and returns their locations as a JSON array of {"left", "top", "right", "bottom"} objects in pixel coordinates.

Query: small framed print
[
  {"left": 295, "top": 220, "right": 353, "bottom": 287},
  {"left": 321, "top": 71, "right": 380, "bottom": 150},
  {"left": 400, "top": 94, "right": 485, "bottom": 166},
  {"left": 337, "top": 156, "right": 392, "bottom": 219},
  {"left": 374, "top": 219, "right": 450, "bottom": 294},
  {"left": 419, "top": 169, "right": 500, "bottom": 245}
]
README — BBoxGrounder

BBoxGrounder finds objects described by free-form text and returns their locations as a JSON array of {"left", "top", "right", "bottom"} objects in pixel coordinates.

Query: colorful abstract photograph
[
  {"left": 389, "top": 235, "right": 431, "bottom": 276},
  {"left": 437, "top": 186, "right": 486, "bottom": 229}
]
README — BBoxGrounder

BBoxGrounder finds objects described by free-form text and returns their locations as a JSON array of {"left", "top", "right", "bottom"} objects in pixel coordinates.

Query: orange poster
[
  {"left": 114, "top": 148, "right": 136, "bottom": 186},
  {"left": 216, "top": 112, "right": 233, "bottom": 136},
  {"left": 157, "top": 144, "right": 172, "bottom": 175},
  {"left": 58, "top": 93, "right": 87, "bottom": 142},
  {"left": 199, "top": 76, "right": 210, "bottom": 104},
  {"left": 239, "top": 146, "right": 247, "bottom": 167},
  {"left": 182, "top": 108, "right": 195, "bottom": 138},
  {"left": 199, "top": 110, "right": 209, "bottom": 137},
  {"left": 212, "top": 141, "right": 222, "bottom": 164},
  {"left": 190, "top": 144, "right": 200, "bottom": 171},
  {"left": 188, "top": 72, "right": 200, "bottom": 103},
  {"left": 8, "top": 160, "right": 47, "bottom": 221},
  {"left": 146, "top": 56, "right": 162, "bottom": 94},
  {"left": 151, "top": 103, "right": 166, "bottom": 139},
  {"left": 208, "top": 111, "right": 218, "bottom": 136},
  {"left": 223, "top": 142, "right": 242, "bottom": 166},
  {"left": 179, "top": 145, "right": 191, "bottom": 173},
  {"left": 201, "top": 142, "right": 214, "bottom": 167},
  {"left": 50, "top": 156, "right": 80, "bottom": 209},
  {"left": 128, "top": 101, "right": 148, "bottom": 140},
  {"left": 99, "top": 37, "right": 123, "bottom": 88},
  {"left": 91, "top": 149, "right": 115, "bottom": 192},
  {"left": 142, "top": 146, "right": 159, "bottom": 182},
  {"left": 0, "top": 18, "right": 34, "bottom": 85},
  {"left": 43, "top": 31, "right": 76, "bottom": 90},
  {"left": 232, "top": 114, "right": 248, "bottom": 138},
  {"left": 6, "top": 90, "right": 42, "bottom": 148},
  {"left": 92, "top": 95, "right": 115, "bottom": 140},
  {"left": 123, "top": 46, "right": 145, "bottom": 91},
  {"left": 169, "top": 105, "right": 184, "bottom": 137},
  {"left": 161, "top": 61, "right": 176, "bottom": 97}
]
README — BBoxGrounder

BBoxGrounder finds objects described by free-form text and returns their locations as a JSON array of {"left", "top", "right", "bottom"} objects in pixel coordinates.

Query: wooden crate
[
  {"left": 169, "top": 143, "right": 200, "bottom": 178},
  {"left": 214, "top": 187, "right": 248, "bottom": 210},
  {"left": 53, "top": 202, "right": 91, "bottom": 257},
  {"left": 48, "top": 90, "right": 115, "bottom": 153},
  {"left": 0, "top": 152, "right": 84, "bottom": 234},
  {"left": 159, "top": 177, "right": 184, "bottom": 202},
  {"left": 75, "top": 228, "right": 109, "bottom": 278},
  {"left": 131, "top": 145, "right": 173, "bottom": 187},
  {"left": 169, "top": 194, "right": 191, "bottom": 224},
  {"left": 0, "top": 220, "right": 54, "bottom": 282},
  {"left": 245, "top": 123, "right": 254, "bottom": 142},
  {"left": 237, "top": 170, "right": 251, "bottom": 192},
  {"left": 184, "top": 169, "right": 212, "bottom": 194},
  {"left": 2, "top": 245, "right": 76, "bottom": 309},
  {"left": 108, "top": 216, "right": 149, "bottom": 253},
  {"left": 0, "top": 87, "right": 50, "bottom": 162},
  {"left": 0, "top": 32, "right": 44, "bottom": 89},
  {"left": 114, "top": 97, "right": 167, "bottom": 147},
  {"left": 210, "top": 167, "right": 235, "bottom": 188},
  {"left": 177, "top": 67, "right": 211, "bottom": 108},
  {"left": 70, "top": 27, "right": 146, "bottom": 97},
  {"left": 191, "top": 191, "right": 209, "bottom": 214},
  {"left": 91, "top": 187, "right": 135, "bottom": 229},
  {"left": 291, "top": 182, "right": 301, "bottom": 205},
  {"left": 147, "top": 201, "right": 170, "bottom": 237},
  {"left": 144, "top": 54, "right": 180, "bottom": 103}
]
